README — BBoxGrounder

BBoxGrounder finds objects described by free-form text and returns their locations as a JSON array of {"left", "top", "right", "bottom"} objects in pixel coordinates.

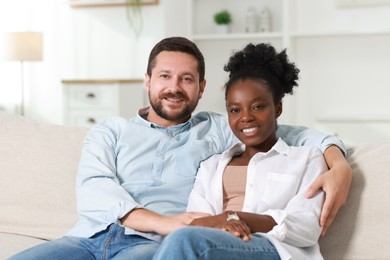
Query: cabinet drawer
[
  {"left": 67, "top": 85, "right": 118, "bottom": 109},
  {"left": 67, "top": 110, "right": 114, "bottom": 128}
]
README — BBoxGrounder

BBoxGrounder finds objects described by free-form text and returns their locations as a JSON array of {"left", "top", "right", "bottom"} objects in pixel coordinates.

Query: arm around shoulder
[{"left": 277, "top": 124, "right": 347, "bottom": 155}]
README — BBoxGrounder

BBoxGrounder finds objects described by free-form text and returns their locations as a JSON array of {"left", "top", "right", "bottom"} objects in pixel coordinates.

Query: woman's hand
[
  {"left": 218, "top": 220, "right": 252, "bottom": 242},
  {"left": 190, "top": 214, "right": 252, "bottom": 241}
]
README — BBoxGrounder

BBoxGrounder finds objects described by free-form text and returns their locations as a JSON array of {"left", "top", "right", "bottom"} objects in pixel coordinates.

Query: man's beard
[{"left": 149, "top": 91, "right": 199, "bottom": 122}]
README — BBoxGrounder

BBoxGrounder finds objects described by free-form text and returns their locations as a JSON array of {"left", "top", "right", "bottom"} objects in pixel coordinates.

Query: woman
[{"left": 153, "top": 43, "right": 327, "bottom": 260}]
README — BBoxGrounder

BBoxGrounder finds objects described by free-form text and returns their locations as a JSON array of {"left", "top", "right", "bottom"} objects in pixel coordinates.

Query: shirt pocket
[
  {"left": 121, "top": 180, "right": 154, "bottom": 197},
  {"left": 175, "top": 140, "right": 214, "bottom": 178},
  {"left": 261, "top": 172, "right": 300, "bottom": 208}
]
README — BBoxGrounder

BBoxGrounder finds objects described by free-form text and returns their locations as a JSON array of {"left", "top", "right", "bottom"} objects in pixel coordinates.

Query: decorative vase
[
  {"left": 245, "top": 7, "right": 257, "bottom": 33},
  {"left": 259, "top": 7, "right": 271, "bottom": 32}
]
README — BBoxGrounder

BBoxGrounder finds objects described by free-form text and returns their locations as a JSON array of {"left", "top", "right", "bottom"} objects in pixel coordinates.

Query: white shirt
[{"left": 187, "top": 138, "right": 327, "bottom": 260}]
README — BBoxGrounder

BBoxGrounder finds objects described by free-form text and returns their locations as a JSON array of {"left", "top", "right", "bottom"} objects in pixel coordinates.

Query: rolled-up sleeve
[{"left": 263, "top": 149, "right": 326, "bottom": 247}]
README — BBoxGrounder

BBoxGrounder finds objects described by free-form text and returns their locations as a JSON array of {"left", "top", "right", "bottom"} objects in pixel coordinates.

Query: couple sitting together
[{"left": 11, "top": 37, "right": 351, "bottom": 260}]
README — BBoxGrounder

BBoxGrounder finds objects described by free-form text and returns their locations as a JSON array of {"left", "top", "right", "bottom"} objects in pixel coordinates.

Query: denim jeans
[
  {"left": 9, "top": 223, "right": 160, "bottom": 260},
  {"left": 153, "top": 226, "right": 281, "bottom": 260}
]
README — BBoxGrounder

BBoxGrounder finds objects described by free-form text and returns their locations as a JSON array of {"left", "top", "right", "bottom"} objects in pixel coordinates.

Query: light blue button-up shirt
[{"left": 67, "top": 107, "right": 345, "bottom": 242}]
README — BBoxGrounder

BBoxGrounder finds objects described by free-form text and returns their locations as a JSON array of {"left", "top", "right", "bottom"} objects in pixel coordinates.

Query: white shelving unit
[
  {"left": 186, "top": 0, "right": 390, "bottom": 145},
  {"left": 187, "top": 0, "right": 295, "bottom": 124}
]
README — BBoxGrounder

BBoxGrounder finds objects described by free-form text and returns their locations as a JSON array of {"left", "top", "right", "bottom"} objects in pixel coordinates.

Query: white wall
[
  {"left": 0, "top": 0, "right": 180, "bottom": 124},
  {"left": 0, "top": 0, "right": 69, "bottom": 123},
  {"left": 187, "top": 0, "right": 390, "bottom": 145},
  {"left": 289, "top": 0, "right": 390, "bottom": 144},
  {"left": 1, "top": 0, "right": 390, "bottom": 145},
  {"left": 291, "top": 0, "right": 390, "bottom": 32},
  {"left": 0, "top": 0, "right": 31, "bottom": 116}
]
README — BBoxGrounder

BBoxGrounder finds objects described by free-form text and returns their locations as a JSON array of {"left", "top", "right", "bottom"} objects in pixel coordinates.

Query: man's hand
[
  {"left": 121, "top": 208, "right": 210, "bottom": 236},
  {"left": 155, "top": 212, "right": 211, "bottom": 235},
  {"left": 305, "top": 145, "right": 352, "bottom": 236}
]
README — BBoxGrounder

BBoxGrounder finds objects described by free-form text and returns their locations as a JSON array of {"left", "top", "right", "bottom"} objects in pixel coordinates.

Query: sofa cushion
[
  {"left": 0, "top": 232, "right": 47, "bottom": 259},
  {"left": 319, "top": 140, "right": 390, "bottom": 259},
  {"left": 0, "top": 112, "right": 88, "bottom": 240}
]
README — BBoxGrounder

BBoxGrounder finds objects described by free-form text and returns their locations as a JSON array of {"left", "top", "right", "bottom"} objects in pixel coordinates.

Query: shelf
[
  {"left": 192, "top": 30, "right": 390, "bottom": 41},
  {"left": 317, "top": 118, "right": 390, "bottom": 123},
  {"left": 191, "top": 32, "right": 283, "bottom": 41},
  {"left": 290, "top": 30, "right": 390, "bottom": 38}
]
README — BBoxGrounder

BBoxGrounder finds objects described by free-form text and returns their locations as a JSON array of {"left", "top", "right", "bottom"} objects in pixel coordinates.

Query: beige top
[{"left": 223, "top": 165, "right": 247, "bottom": 211}]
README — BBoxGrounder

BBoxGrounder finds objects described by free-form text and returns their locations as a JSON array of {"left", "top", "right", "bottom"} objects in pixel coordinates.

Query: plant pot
[{"left": 215, "top": 24, "right": 230, "bottom": 34}]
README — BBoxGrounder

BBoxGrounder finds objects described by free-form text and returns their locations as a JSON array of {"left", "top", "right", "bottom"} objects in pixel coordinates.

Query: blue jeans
[
  {"left": 153, "top": 226, "right": 281, "bottom": 260},
  {"left": 9, "top": 223, "right": 160, "bottom": 260}
]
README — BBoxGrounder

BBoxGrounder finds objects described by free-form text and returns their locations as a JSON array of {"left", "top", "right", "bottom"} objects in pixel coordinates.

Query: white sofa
[{"left": 1, "top": 111, "right": 390, "bottom": 259}]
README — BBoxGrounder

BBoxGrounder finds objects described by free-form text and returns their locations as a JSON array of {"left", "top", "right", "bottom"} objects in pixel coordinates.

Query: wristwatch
[{"left": 226, "top": 211, "right": 240, "bottom": 221}]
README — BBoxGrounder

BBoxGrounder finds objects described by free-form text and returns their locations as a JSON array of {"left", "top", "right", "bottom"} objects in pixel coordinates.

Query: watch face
[{"left": 227, "top": 212, "right": 240, "bottom": 221}]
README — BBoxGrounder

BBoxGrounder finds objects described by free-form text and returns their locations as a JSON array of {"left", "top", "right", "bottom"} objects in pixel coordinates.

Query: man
[{"left": 10, "top": 37, "right": 351, "bottom": 260}]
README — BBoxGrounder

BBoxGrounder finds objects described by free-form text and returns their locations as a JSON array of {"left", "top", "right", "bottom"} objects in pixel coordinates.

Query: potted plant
[
  {"left": 125, "top": 0, "right": 143, "bottom": 37},
  {"left": 213, "top": 9, "right": 232, "bottom": 34}
]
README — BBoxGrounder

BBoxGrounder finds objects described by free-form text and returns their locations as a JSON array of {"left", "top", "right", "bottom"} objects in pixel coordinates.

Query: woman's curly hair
[{"left": 224, "top": 43, "right": 299, "bottom": 102}]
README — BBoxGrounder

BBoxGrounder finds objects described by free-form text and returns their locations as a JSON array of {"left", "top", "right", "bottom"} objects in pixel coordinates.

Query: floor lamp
[{"left": 0, "top": 32, "right": 43, "bottom": 116}]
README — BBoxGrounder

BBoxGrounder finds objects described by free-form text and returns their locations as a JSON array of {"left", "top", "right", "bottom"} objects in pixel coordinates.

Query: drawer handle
[
  {"left": 87, "top": 118, "right": 96, "bottom": 124},
  {"left": 86, "top": 92, "right": 96, "bottom": 99}
]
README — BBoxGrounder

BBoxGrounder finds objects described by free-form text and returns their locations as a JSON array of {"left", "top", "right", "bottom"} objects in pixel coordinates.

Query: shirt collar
[
  {"left": 222, "top": 138, "right": 291, "bottom": 160},
  {"left": 271, "top": 138, "right": 291, "bottom": 156},
  {"left": 135, "top": 106, "right": 191, "bottom": 134}
]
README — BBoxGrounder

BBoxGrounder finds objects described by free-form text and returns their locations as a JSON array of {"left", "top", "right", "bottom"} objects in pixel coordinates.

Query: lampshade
[{"left": 0, "top": 32, "right": 43, "bottom": 61}]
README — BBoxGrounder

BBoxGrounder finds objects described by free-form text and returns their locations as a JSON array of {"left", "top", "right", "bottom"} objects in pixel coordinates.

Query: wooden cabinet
[{"left": 62, "top": 79, "right": 145, "bottom": 127}]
